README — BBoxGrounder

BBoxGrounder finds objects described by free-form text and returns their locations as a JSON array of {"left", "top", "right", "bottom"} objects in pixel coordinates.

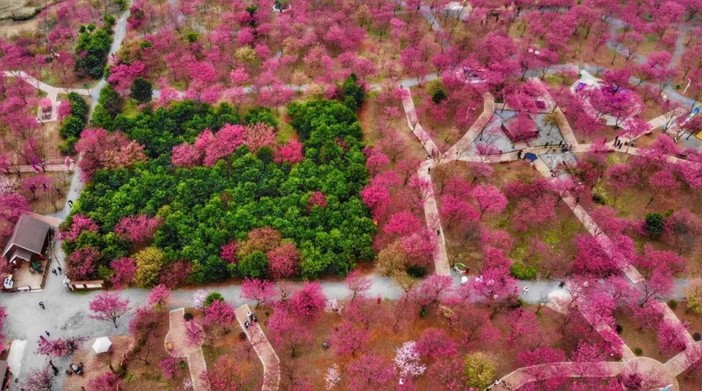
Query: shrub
[
  {"left": 634, "top": 347, "right": 643, "bottom": 356},
  {"left": 464, "top": 352, "right": 497, "bottom": 389},
  {"left": 341, "top": 73, "right": 365, "bottom": 112},
  {"left": 615, "top": 324, "right": 623, "bottom": 334},
  {"left": 694, "top": 332, "right": 701, "bottom": 342},
  {"left": 134, "top": 247, "right": 166, "bottom": 287},
  {"left": 431, "top": 89, "right": 447, "bottom": 104},
  {"left": 644, "top": 213, "right": 665, "bottom": 239},
  {"left": 592, "top": 191, "right": 607, "bottom": 205},
  {"left": 183, "top": 312, "right": 194, "bottom": 321},
  {"left": 510, "top": 262, "right": 538, "bottom": 280},
  {"left": 74, "top": 25, "right": 112, "bottom": 79},
  {"left": 668, "top": 299, "right": 678, "bottom": 310},
  {"left": 406, "top": 265, "right": 427, "bottom": 278},
  {"left": 237, "top": 251, "right": 269, "bottom": 279},
  {"left": 204, "top": 292, "right": 224, "bottom": 307},
  {"left": 244, "top": 107, "right": 277, "bottom": 127},
  {"left": 130, "top": 78, "right": 152, "bottom": 103}
]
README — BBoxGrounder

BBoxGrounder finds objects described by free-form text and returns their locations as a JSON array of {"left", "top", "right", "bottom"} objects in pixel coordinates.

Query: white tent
[{"left": 91, "top": 337, "right": 112, "bottom": 354}]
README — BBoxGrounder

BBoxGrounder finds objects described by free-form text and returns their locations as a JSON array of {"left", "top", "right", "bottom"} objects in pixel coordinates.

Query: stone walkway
[
  {"left": 234, "top": 304, "right": 280, "bottom": 391},
  {"left": 164, "top": 308, "right": 209, "bottom": 391},
  {"left": 443, "top": 92, "right": 495, "bottom": 161},
  {"left": 2, "top": 70, "right": 91, "bottom": 122}
]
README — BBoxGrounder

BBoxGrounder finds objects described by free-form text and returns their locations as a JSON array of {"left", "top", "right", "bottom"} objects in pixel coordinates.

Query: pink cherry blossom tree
[
  {"left": 203, "top": 299, "right": 236, "bottom": 335},
  {"left": 394, "top": 340, "right": 426, "bottom": 381},
  {"left": 332, "top": 319, "right": 370, "bottom": 357},
  {"left": 110, "top": 258, "right": 137, "bottom": 289},
  {"left": 220, "top": 240, "right": 238, "bottom": 264},
  {"left": 345, "top": 270, "right": 372, "bottom": 301},
  {"left": 346, "top": 354, "right": 396, "bottom": 389},
  {"left": 268, "top": 306, "right": 314, "bottom": 358},
  {"left": 87, "top": 372, "right": 122, "bottom": 391},
  {"left": 472, "top": 184, "right": 508, "bottom": 218},
  {"left": 416, "top": 327, "right": 457, "bottom": 361},
  {"left": 89, "top": 292, "right": 131, "bottom": 328},
  {"left": 36, "top": 336, "right": 84, "bottom": 358},
  {"left": 240, "top": 278, "right": 277, "bottom": 308},
  {"left": 267, "top": 242, "right": 300, "bottom": 279},
  {"left": 288, "top": 282, "right": 326, "bottom": 320},
  {"left": 114, "top": 214, "right": 162, "bottom": 243},
  {"left": 146, "top": 284, "right": 171, "bottom": 310},
  {"left": 60, "top": 214, "right": 99, "bottom": 241}
]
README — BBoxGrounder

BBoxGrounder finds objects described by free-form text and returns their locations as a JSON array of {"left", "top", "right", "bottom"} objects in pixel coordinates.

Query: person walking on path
[
  {"left": 522, "top": 286, "right": 529, "bottom": 294},
  {"left": 45, "top": 331, "right": 50, "bottom": 337},
  {"left": 39, "top": 301, "right": 45, "bottom": 310},
  {"left": 57, "top": 266, "right": 62, "bottom": 274},
  {"left": 51, "top": 269, "right": 57, "bottom": 275}
]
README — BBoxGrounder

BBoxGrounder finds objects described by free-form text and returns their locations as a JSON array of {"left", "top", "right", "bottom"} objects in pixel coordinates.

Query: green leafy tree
[
  {"left": 130, "top": 78, "right": 153, "bottom": 103},
  {"left": 60, "top": 116, "right": 86, "bottom": 139},
  {"left": 75, "top": 25, "right": 112, "bottom": 79},
  {"left": 341, "top": 73, "right": 365, "bottom": 112},
  {"left": 134, "top": 247, "right": 166, "bottom": 287},
  {"left": 510, "top": 262, "right": 537, "bottom": 280},
  {"left": 464, "top": 352, "right": 497, "bottom": 389},
  {"left": 431, "top": 89, "right": 447, "bottom": 104},
  {"left": 644, "top": 213, "right": 665, "bottom": 239},
  {"left": 238, "top": 251, "right": 269, "bottom": 279},
  {"left": 204, "top": 292, "right": 224, "bottom": 307},
  {"left": 244, "top": 107, "right": 277, "bottom": 127},
  {"left": 686, "top": 280, "right": 702, "bottom": 314}
]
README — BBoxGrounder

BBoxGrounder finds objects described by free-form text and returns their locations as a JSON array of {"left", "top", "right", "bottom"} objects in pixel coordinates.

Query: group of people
[
  {"left": 613, "top": 136, "right": 630, "bottom": 149},
  {"left": 243, "top": 310, "right": 258, "bottom": 329}
]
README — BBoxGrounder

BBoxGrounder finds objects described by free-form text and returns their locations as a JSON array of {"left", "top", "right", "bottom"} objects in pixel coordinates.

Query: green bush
[
  {"left": 60, "top": 116, "right": 86, "bottom": 139},
  {"left": 204, "top": 292, "right": 224, "bottom": 307},
  {"left": 59, "top": 137, "right": 78, "bottom": 155},
  {"left": 130, "top": 77, "right": 153, "bottom": 103},
  {"left": 75, "top": 25, "right": 112, "bottom": 79},
  {"left": 645, "top": 213, "right": 665, "bottom": 239},
  {"left": 431, "top": 89, "right": 447, "bottom": 104},
  {"left": 668, "top": 299, "right": 678, "bottom": 310},
  {"left": 186, "top": 32, "right": 199, "bottom": 43},
  {"left": 59, "top": 93, "right": 89, "bottom": 154},
  {"left": 237, "top": 251, "right": 269, "bottom": 279},
  {"left": 510, "top": 262, "right": 537, "bottom": 280},
  {"left": 406, "top": 265, "right": 427, "bottom": 278},
  {"left": 245, "top": 107, "right": 277, "bottom": 127},
  {"left": 67, "top": 92, "right": 89, "bottom": 121},
  {"left": 592, "top": 192, "right": 607, "bottom": 205},
  {"left": 341, "top": 73, "right": 365, "bottom": 112},
  {"left": 634, "top": 347, "right": 643, "bottom": 356},
  {"left": 103, "top": 14, "right": 115, "bottom": 26}
]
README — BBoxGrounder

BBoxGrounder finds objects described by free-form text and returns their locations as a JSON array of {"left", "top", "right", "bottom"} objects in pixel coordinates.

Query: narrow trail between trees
[
  {"left": 234, "top": 304, "right": 281, "bottom": 391},
  {"left": 164, "top": 308, "right": 210, "bottom": 391}
]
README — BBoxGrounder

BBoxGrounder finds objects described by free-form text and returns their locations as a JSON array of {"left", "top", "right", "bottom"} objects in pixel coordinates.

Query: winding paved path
[
  {"left": 234, "top": 305, "right": 280, "bottom": 391},
  {"left": 164, "top": 308, "right": 209, "bottom": 391}
]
